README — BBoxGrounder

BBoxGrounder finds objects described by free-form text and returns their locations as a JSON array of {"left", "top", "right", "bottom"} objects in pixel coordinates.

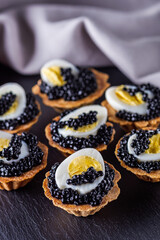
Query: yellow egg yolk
[
  {"left": 3, "top": 100, "right": 18, "bottom": 116},
  {"left": 68, "top": 156, "right": 102, "bottom": 178},
  {"left": 115, "top": 85, "right": 144, "bottom": 106},
  {"left": 145, "top": 134, "right": 160, "bottom": 154},
  {"left": 0, "top": 138, "right": 10, "bottom": 151},
  {"left": 42, "top": 66, "right": 66, "bottom": 86},
  {"left": 64, "top": 122, "right": 98, "bottom": 133}
]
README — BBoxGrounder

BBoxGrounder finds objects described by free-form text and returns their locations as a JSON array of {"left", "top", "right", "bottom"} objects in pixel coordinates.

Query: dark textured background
[{"left": 0, "top": 64, "right": 160, "bottom": 240}]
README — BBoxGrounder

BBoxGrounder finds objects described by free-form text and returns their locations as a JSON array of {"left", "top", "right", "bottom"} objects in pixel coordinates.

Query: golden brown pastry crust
[
  {"left": 115, "top": 129, "right": 160, "bottom": 182},
  {"left": 43, "top": 162, "right": 121, "bottom": 217},
  {"left": 1, "top": 101, "right": 41, "bottom": 134},
  {"left": 32, "top": 69, "right": 110, "bottom": 109},
  {"left": 45, "top": 116, "right": 115, "bottom": 155},
  {"left": 0, "top": 142, "right": 48, "bottom": 190},
  {"left": 102, "top": 100, "right": 160, "bottom": 132}
]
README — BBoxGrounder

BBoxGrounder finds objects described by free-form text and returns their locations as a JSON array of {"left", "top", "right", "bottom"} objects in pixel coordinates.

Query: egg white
[
  {"left": 0, "top": 83, "right": 26, "bottom": 120},
  {"left": 127, "top": 132, "right": 160, "bottom": 162},
  {"left": 55, "top": 148, "right": 105, "bottom": 195},
  {"left": 105, "top": 85, "right": 153, "bottom": 115},
  {"left": 40, "top": 59, "right": 79, "bottom": 86},
  {"left": 0, "top": 131, "right": 29, "bottom": 164},
  {"left": 58, "top": 105, "right": 108, "bottom": 138}
]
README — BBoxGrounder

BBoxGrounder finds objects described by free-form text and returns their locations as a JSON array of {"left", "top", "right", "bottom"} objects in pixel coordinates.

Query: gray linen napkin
[{"left": 0, "top": 3, "right": 160, "bottom": 86}]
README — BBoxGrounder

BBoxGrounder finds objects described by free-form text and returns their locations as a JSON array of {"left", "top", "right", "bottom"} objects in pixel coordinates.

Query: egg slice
[
  {"left": 105, "top": 85, "right": 153, "bottom": 115},
  {"left": 128, "top": 131, "right": 160, "bottom": 162},
  {"left": 40, "top": 59, "right": 79, "bottom": 87},
  {"left": 0, "top": 83, "right": 26, "bottom": 120},
  {"left": 0, "top": 131, "right": 29, "bottom": 164},
  {"left": 55, "top": 148, "right": 105, "bottom": 194},
  {"left": 58, "top": 105, "right": 107, "bottom": 138}
]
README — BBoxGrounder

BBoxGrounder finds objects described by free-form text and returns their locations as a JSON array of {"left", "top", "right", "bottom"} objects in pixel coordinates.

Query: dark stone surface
[{"left": 0, "top": 64, "right": 160, "bottom": 240}]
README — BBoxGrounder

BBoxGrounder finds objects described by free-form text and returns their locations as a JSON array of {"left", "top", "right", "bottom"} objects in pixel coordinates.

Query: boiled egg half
[
  {"left": 0, "top": 131, "right": 29, "bottom": 164},
  {"left": 58, "top": 105, "right": 107, "bottom": 138},
  {"left": 55, "top": 148, "right": 105, "bottom": 194},
  {"left": 105, "top": 85, "right": 153, "bottom": 115},
  {"left": 40, "top": 59, "right": 79, "bottom": 87},
  {"left": 0, "top": 83, "right": 26, "bottom": 120},
  {"left": 128, "top": 131, "right": 160, "bottom": 162}
]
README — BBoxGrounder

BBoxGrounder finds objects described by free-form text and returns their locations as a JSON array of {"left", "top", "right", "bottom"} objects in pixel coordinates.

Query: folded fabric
[{"left": 0, "top": 3, "right": 160, "bottom": 86}]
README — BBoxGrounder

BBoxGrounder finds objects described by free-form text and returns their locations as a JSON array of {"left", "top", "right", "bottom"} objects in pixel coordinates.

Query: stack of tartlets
[
  {"left": 45, "top": 105, "right": 115, "bottom": 155},
  {"left": 0, "top": 131, "right": 48, "bottom": 190},
  {"left": 32, "top": 59, "right": 110, "bottom": 111},
  {"left": 102, "top": 84, "right": 160, "bottom": 131},
  {"left": 0, "top": 83, "right": 41, "bottom": 133},
  {"left": 43, "top": 148, "right": 121, "bottom": 217}
]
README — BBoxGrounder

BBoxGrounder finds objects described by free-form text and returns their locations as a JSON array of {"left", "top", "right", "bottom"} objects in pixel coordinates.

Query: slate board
[{"left": 0, "top": 64, "right": 159, "bottom": 240}]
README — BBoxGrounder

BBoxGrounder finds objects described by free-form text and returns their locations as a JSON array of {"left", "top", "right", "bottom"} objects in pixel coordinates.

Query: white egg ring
[
  {"left": 127, "top": 132, "right": 160, "bottom": 162},
  {"left": 105, "top": 85, "right": 153, "bottom": 115},
  {"left": 0, "top": 131, "right": 29, "bottom": 164},
  {"left": 58, "top": 105, "right": 108, "bottom": 138},
  {"left": 0, "top": 83, "right": 26, "bottom": 120},
  {"left": 40, "top": 59, "right": 79, "bottom": 86},
  {"left": 55, "top": 148, "right": 105, "bottom": 195}
]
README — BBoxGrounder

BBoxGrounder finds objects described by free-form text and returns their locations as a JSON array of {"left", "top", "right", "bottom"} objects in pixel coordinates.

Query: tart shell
[
  {"left": 0, "top": 142, "right": 48, "bottom": 191},
  {"left": 45, "top": 116, "right": 115, "bottom": 155},
  {"left": 115, "top": 130, "right": 160, "bottom": 182},
  {"left": 1, "top": 101, "right": 41, "bottom": 134},
  {"left": 32, "top": 69, "right": 110, "bottom": 110},
  {"left": 101, "top": 100, "right": 160, "bottom": 132},
  {"left": 43, "top": 162, "right": 121, "bottom": 217}
]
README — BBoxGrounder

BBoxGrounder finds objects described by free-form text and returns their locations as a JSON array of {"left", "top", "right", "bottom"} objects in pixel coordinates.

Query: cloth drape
[{"left": 0, "top": 3, "right": 160, "bottom": 86}]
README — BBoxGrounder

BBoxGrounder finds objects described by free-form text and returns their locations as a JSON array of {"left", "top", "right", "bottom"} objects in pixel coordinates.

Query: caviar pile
[
  {"left": 0, "top": 132, "right": 44, "bottom": 177},
  {"left": 0, "top": 93, "right": 39, "bottom": 130},
  {"left": 40, "top": 68, "right": 97, "bottom": 101},
  {"left": 57, "top": 111, "right": 97, "bottom": 130},
  {"left": 116, "top": 83, "right": 160, "bottom": 121},
  {"left": 0, "top": 92, "right": 16, "bottom": 116},
  {"left": 117, "top": 129, "right": 160, "bottom": 173},
  {"left": 66, "top": 167, "right": 103, "bottom": 186},
  {"left": 50, "top": 111, "right": 113, "bottom": 150},
  {"left": 48, "top": 162, "right": 115, "bottom": 206}
]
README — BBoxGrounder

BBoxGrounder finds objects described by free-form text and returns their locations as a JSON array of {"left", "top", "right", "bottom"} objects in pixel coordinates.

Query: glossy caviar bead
[
  {"left": 0, "top": 93, "right": 39, "bottom": 130},
  {"left": 0, "top": 132, "right": 43, "bottom": 177},
  {"left": 0, "top": 92, "right": 16, "bottom": 116},
  {"left": 117, "top": 129, "right": 160, "bottom": 173},
  {"left": 66, "top": 167, "right": 103, "bottom": 185},
  {"left": 117, "top": 83, "right": 160, "bottom": 122},
  {"left": 40, "top": 68, "right": 97, "bottom": 101},
  {"left": 48, "top": 162, "right": 115, "bottom": 206}
]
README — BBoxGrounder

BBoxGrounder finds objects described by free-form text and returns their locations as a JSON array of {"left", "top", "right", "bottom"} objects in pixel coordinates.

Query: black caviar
[
  {"left": 116, "top": 83, "right": 160, "bottom": 121},
  {"left": 0, "top": 92, "right": 16, "bottom": 116},
  {"left": 40, "top": 68, "right": 97, "bottom": 101},
  {"left": 0, "top": 132, "right": 44, "bottom": 177},
  {"left": 48, "top": 162, "right": 114, "bottom": 206},
  {"left": 51, "top": 117, "right": 113, "bottom": 151},
  {"left": 57, "top": 111, "right": 97, "bottom": 130},
  {"left": 117, "top": 129, "right": 160, "bottom": 173},
  {"left": 0, "top": 93, "right": 39, "bottom": 130},
  {"left": 66, "top": 167, "right": 103, "bottom": 185}
]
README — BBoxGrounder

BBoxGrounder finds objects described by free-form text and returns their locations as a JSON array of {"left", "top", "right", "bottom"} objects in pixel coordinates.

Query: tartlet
[
  {"left": 0, "top": 131, "right": 48, "bottom": 190},
  {"left": 45, "top": 105, "right": 115, "bottom": 155},
  {"left": 0, "top": 83, "right": 41, "bottom": 133},
  {"left": 32, "top": 59, "right": 109, "bottom": 110},
  {"left": 115, "top": 128, "right": 160, "bottom": 182},
  {"left": 43, "top": 148, "right": 121, "bottom": 217},
  {"left": 102, "top": 84, "right": 160, "bottom": 132}
]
